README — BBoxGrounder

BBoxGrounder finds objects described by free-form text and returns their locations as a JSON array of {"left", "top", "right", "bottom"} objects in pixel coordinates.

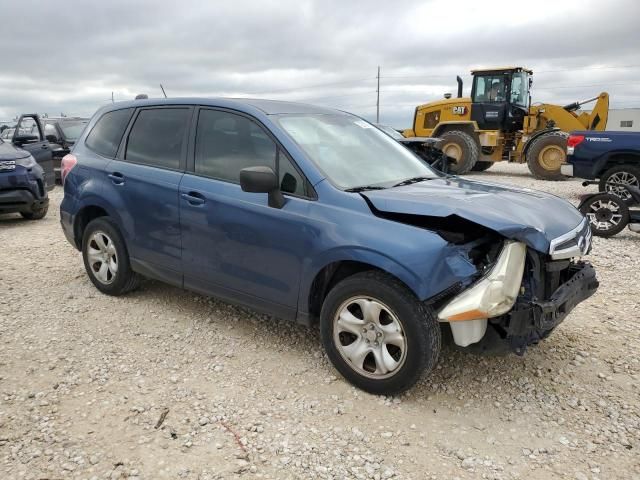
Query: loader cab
[{"left": 470, "top": 67, "right": 531, "bottom": 132}]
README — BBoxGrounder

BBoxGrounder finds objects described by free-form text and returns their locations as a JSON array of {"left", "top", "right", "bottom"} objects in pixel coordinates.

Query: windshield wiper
[
  {"left": 392, "top": 176, "right": 433, "bottom": 187},
  {"left": 344, "top": 185, "right": 387, "bottom": 193}
]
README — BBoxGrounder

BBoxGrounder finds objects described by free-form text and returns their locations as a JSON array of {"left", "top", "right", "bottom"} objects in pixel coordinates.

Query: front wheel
[
  {"left": 320, "top": 271, "right": 441, "bottom": 395},
  {"left": 580, "top": 193, "right": 630, "bottom": 237},
  {"left": 82, "top": 217, "right": 141, "bottom": 295},
  {"left": 20, "top": 204, "right": 48, "bottom": 220},
  {"left": 526, "top": 131, "right": 568, "bottom": 180},
  {"left": 437, "top": 130, "right": 479, "bottom": 175}
]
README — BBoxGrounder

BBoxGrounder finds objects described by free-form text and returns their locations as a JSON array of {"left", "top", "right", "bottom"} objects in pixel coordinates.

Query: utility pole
[
  {"left": 376, "top": 66, "right": 380, "bottom": 123},
  {"left": 111, "top": 92, "right": 114, "bottom": 103}
]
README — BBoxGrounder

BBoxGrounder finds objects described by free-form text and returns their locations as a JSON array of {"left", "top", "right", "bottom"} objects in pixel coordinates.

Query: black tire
[
  {"left": 319, "top": 270, "right": 441, "bottom": 395},
  {"left": 579, "top": 193, "right": 630, "bottom": 237},
  {"left": 598, "top": 165, "right": 640, "bottom": 203},
  {"left": 82, "top": 217, "right": 141, "bottom": 295},
  {"left": 526, "top": 131, "right": 568, "bottom": 180},
  {"left": 437, "top": 130, "right": 479, "bottom": 175},
  {"left": 20, "top": 204, "right": 48, "bottom": 220},
  {"left": 471, "top": 160, "right": 494, "bottom": 172}
]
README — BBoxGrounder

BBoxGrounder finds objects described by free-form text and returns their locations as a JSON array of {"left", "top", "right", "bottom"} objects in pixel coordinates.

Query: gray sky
[{"left": 1, "top": 0, "right": 639, "bottom": 127}]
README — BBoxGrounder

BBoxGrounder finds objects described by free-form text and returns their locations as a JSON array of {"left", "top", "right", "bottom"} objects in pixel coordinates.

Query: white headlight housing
[{"left": 438, "top": 241, "right": 526, "bottom": 322}]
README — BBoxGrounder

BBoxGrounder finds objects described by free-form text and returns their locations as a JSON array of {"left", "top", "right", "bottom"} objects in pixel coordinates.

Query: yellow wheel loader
[{"left": 403, "top": 67, "right": 609, "bottom": 179}]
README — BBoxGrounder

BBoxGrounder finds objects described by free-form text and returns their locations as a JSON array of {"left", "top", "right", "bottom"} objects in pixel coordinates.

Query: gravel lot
[{"left": 1, "top": 163, "right": 639, "bottom": 480}]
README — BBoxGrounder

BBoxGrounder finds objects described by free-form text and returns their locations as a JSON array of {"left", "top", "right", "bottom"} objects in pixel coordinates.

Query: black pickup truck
[
  {"left": 562, "top": 130, "right": 640, "bottom": 201},
  {"left": 0, "top": 114, "right": 54, "bottom": 220}
]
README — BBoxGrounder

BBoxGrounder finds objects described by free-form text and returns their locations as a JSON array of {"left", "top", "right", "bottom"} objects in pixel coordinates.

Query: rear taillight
[
  {"left": 567, "top": 134, "right": 585, "bottom": 155},
  {"left": 60, "top": 154, "right": 77, "bottom": 184}
]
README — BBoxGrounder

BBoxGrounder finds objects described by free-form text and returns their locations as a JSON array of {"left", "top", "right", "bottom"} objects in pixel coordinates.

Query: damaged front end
[
  {"left": 434, "top": 241, "right": 598, "bottom": 355},
  {"left": 360, "top": 183, "right": 599, "bottom": 355}
]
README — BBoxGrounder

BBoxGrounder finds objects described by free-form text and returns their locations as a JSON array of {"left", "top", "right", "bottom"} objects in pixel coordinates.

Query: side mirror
[{"left": 240, "top": 166, "right": 285, "bottom": 209}]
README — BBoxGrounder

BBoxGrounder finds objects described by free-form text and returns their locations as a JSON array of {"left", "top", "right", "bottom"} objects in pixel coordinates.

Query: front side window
[
  {"left": 276, "top": 114, "right": 437, "bottom": 190},
  {"left": 194, "top": 109, "right": 276, "bottom": 182},
  {"left": 473, "top": 75, "right": 507, "bottom": 103},
  {"left": 510, "top": 72, "right": 529, "bottom": 107},
  {"left": 125, "top": 108, "right": 189, "bottom": 169},
  {"left": 85, "top": 108, "right": 133, "bottom": 158}
]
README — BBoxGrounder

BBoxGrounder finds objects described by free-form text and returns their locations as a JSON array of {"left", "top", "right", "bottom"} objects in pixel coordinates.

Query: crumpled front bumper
[
  {"left": 464, "top": 260, "right": 599, "bottom": 355},
  {"left": 504, "top": 260, "right": 598, "bottom": 354}
]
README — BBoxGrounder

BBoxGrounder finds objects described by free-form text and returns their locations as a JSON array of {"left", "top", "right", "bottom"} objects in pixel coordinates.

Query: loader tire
[
  {"left": 526, "top": 131, "right": 568, "bottom": 180},
  {"left": 471, "top": 161, "right": 494, "bottom": 172},
  {"left": 438, "top": 130, "right": 479, "bottom": 175}
]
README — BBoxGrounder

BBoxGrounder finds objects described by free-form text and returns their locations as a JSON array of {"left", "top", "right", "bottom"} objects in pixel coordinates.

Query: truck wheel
[
  {"left": 82, "top": 217, "right": 141, "bottom": 296},
  {"left": 438, "top": 130, "right": 479, "bottom": 175},
  {"left": 598, "top": 165, "right": 640, "bottom": 203},
  {"left": 20, "top": 204, "right": 48, "bottom": 220},
  {"left": 471, "top": 161, "right": 494, "bottom": 172},
  {"left": 580, "top": 193, "right": 629, "bottom": 237},
  {"left": 526, "top": 131, "right": 568, "bottom": 180},
  {"left": 320, "top": 270, "right": 441, "bottom": 395}
]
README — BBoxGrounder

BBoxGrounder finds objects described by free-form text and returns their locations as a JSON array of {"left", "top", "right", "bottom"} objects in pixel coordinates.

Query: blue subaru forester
[{"left": 60, "top": 98, "right": 598, "bottom": 394}]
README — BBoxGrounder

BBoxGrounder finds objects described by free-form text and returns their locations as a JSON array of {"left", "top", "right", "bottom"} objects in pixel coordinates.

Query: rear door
[
  {"left": 13, "top": 115, "right": 55, "bottom": 188},
  {"left": 105, "top": 106, "right": 192, "bottom": 285}
]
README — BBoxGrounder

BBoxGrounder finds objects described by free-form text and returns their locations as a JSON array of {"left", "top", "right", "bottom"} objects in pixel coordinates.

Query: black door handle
[
  {"left": 108, "top": 172, "right": 125, "bottom": 185},
  {"left": 181, "top": 191, "right": 206, "bottom": 206}
]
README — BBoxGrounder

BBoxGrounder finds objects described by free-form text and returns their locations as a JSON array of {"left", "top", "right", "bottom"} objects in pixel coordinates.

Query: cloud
[{"left": 0, "top": 0, "right": 638, "bottom": 127}]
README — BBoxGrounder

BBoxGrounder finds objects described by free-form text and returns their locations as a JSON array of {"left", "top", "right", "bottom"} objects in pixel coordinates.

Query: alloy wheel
[
  {"left": 333, "top": 296, "right": 407, "bottom": 379},
  {"left": 86, "top": 231, "right": 118, "bottom": 285},
  {"left": 605, "top": 171, "right": 639, "bottom": 201},
  {"left": 586, "top": 199, "right": 624, "bottom": 232}
]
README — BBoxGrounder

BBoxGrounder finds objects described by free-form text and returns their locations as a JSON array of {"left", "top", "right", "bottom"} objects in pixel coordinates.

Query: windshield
[
  {"left": 276, "top": 114, "right": 437, "bottom": 190},
  {"left": 59, "top": 121, "right": 89, "bottom": 140},
  {"left": 375, "top": 123, "right": 404, "bottom": 140}
]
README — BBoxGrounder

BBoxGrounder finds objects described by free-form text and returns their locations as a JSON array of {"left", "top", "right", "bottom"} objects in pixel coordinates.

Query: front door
[
  {"left": 180, "top": 108, "right": 313, "bottom": 318},
  {"left": 13, "top": 115, "right": 54, "bottom": 188}
]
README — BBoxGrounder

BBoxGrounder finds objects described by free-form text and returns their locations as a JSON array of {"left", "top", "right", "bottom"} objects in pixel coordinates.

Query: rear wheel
[
  {"left": 580, "top": 193, "right": 629, "bottom": 237},
  {"left": 598, "top": 165, "right": 640, "bottom": 203},
  {"left": 471, "top": 160, "right": 494, "bottom": 172},
  {"left": 526, "top": 131, "right": 568, "bottom": 180},
  {"left": 82, "top": 217, "right": 141, "bottom": 295},
  {"left": 438, "top": 130, "right": 479, "bottom": 175},
  {"left": 320, "top": 271, "right": 441, "bottom": 395}
]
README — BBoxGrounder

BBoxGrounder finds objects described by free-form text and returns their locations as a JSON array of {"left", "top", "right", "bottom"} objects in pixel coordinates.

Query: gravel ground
[{"left": 1, "top": 163, "right": 639, "bottom": 480}]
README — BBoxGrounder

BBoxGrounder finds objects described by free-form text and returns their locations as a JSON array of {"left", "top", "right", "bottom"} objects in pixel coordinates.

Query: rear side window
[
  {"left": 85, "top": 108, "right": 133, "bottom": 158},
  {"left": 195, "top": 109, "right": 276, "bottom": 182},
  {"left": 125, "top": 108, "right": 189, "bottom": 169}
]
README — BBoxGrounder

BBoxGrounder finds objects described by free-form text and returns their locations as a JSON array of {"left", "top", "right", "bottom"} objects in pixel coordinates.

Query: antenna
[
  {"left": 376, "top": 66, "right": 380, "bottom": 123},
  {"left": 160, "top": 84, "right": 167, "bottom": 98}
]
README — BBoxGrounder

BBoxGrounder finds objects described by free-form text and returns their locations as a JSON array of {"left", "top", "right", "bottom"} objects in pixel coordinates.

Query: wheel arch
[
  {"left": 599, "top": 152, "right": 640, "bottom": 176},
  {"left": 302, "top": 254, "right": 426, "bottom": 324},
  {"left": 73, "top": 198, "right": 124, "bottom": 249},
  {"left": 432, "top": 121, "right": 479, "bottom": 138}
]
